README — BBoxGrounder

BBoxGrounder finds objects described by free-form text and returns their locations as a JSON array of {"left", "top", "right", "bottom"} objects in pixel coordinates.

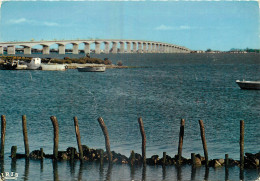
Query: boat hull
[
  {"left": 77, "top": 66, "right": 106, "bottom": 72},
  {"left": 40, "top": 64, "right": 68, "bottom": 71},
  {"left": 236, "top": 80, "right": 260, "bottom": 90}
]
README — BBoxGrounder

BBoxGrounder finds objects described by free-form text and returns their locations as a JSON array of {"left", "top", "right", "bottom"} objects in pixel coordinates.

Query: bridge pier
[
  {"left": 95, "top": 42, "right": 100, "bottom": 54},
  {"left": 126, "top": 42, "right": 131, "bottom": 53},
  {"left": 58, "top": 44, "right": 65, "bottom": 54},
  {"left": 43, "top": 45, "right": 50, "bottom": 54},
  {"left": 84, "top": 43, "right": 90, "bottom": 54},
  {"left": 112, "top": 42, "right": 117, "bottom": 54},
  {"left": 0, "top": 46, "right": 3, "bottom": 55},
  {"left": 143, "top": 43, "right": 147, "bottom": 53},
  {"left": 119, "top": 42, "right": 124, "bottom": 53},
  {"left": 104, "top": 42, "right": 110, "bottom": 54},
  {"left": 148, "top": 43, "right": 152, "bottom": 53},
  {"left": 133, "top": 42, "right": 137, "bottom": 53},
  {"left": 24, "top": 46, "right": 31, "bottom": 54},
  {"left": 7, "top": 46, "right": 16, "bottom": 55},
  {"left": 138, "top": 42, "right": 142, "bottom": 53},
  {"left": 73, "top": 44, "right": 79, "bottom": 54}
]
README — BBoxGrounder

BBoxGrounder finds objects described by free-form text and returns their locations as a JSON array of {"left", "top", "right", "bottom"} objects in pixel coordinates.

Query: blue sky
[{"left": 0, "top": 0, "right": 259, "bottom": 51}]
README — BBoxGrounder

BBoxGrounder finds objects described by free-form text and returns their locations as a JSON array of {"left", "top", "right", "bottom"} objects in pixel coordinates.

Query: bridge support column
[
  {"left": 152, "top": 44, "right": 156, "bottom": 53},
  {"left": 126, "top": 42, "right": 131, "bottom": 53},
  {"left": 24, "top": 46, "right": 31, "bottom": 54},
  {"left": 43, "top": 45, "right": 50, "bottom": 54},
  {"left": 73, "top": 44, "right": 79, "bottom": 54},
  {"left": 0, "top": 47, "right": 3, "bottom": 55},
  {"left": 143, "top": 43, "right": 147, "bottom": 53},
  {"left": 133, "top": 42, "right": 137, "bottom": 53},
  {"left": 138, "top": 42, "right": 142, "bottom": 53},
  {"left": 95, "top": 42, "right": 100, "bottom": 54},
  {"left": 104, "top": 42, "right": 110, "bottom": 54},
  {"left": 58, "top": 44, "right": 65, "bottom": 54},
  {"left": 84, "top": 43, "right": 90, "bottom": 54},
  {"left": 148, "top": 43, "right": 152, "bottom": 53},
  {"left": 156, "top": 44, "right": 159, "bottom": 53},
  {"left": 7, "top": 46, "right": 15, "bottom": 55},
  {"left": 119, "top": 42, "right": 124, "bottom": 53},
  {"left": 112, "top": 42, "right": 117, "bottom": 54}
]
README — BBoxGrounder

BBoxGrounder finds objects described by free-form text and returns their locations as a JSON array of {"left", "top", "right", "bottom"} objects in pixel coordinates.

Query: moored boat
[
  {"left": 77, "top": 65, "right": 106, "bottom": 72},
  {"left": 236, "top": 80, "right": 260, "bottom": 90},
  {"left": 40, "top": 64, "right": 68, "bottom": 71}
]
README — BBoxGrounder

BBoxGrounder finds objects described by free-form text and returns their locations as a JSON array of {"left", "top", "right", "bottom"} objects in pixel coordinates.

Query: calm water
[{"left": 0, "top": 53, "right": 259, "bottom": 180}]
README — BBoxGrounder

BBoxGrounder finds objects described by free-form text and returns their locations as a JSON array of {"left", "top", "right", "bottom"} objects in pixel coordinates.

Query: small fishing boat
[
  {"left": 40, "top": 64, "right": 68, "bottom": 71},
  {"left": 236, "top": 80, "right": 260, "bottom": 90},
  {"left": 77, "top": 65, "right": 106, "bottom": 72}
]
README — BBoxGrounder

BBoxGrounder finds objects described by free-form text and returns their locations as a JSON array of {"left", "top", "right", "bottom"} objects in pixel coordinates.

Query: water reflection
[
  {"left": 52, "top": 160, "right": 59, "bottom": 181},
  {"left": 204, "top": 166, "right": 209, "bottom": 181},
  {"left": 77, "top": 162, "right": 83, "bottom": 181},
  {"left": 190, "top": 165, "right": 196, "bottom": 180},
  {"left": 142, "top": 165, "right": 146, "bottom": 181},
  {"left": 176, "top": 165, "right": 182, "bottom": 181},
  {"left": 24, "top": 159, "right": 29, "bottom": 181},
  {"left": 162, "top": 165, "right": 166, "bottom": 180},
  {"left": 105, "top": 163, "right": 113, "bottom": 181},
  {"left": 240, "top": 168, "right": 244, "bottom": 181}
]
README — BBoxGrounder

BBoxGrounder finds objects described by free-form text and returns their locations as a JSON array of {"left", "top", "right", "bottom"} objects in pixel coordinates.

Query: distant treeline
[{"left": 230, "top": 48, "right": 260, "bottom": 53}]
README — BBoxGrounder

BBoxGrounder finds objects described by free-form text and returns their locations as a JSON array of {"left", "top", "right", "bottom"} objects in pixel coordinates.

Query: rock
[
  {"left": 195, "top": 157, "right": 201, "bottom": 166},
  {"left": 255, "top": 159, "right": 259, "bottom": 167},
  {"left": 218, "top": 159, "right": 225, "bottom": 165},
  {"left": 214, "top": 160, "right": 222, "bottom": 167},
  {"left": 29, "top": 150, "right": 45, "bottom": 159}
]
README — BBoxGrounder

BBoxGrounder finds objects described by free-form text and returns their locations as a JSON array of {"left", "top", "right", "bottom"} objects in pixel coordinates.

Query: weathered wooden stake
[
  {"left": 199, "top": 120, "right": 208, "bottom": 166},
  {"left": 70, "top": 148, "right": 75, "bottom": 160},
  {"left": 40, "top": 148, "right": 44, "bottom": 159},
  {"left": 138, "top": 117, "right": 146, "bottom": 164},
  {"left": 178, "top": 119, "right": 185, "bottom": 164},
  {"left": 11, "top": 146, "right": 17, "bottom": 159},
  {"left": 97, "top": 117, "right": 112, "bottom": 163},
  {"left": 50, "top": 116, "right": 59, "bottom": 160},
  {"left": 163, "top": 152, "right": 166, "bottom": 166},
  {"left": 191, "top": 153, "right": 196, "bottom": 166},
  {"left": 22, "top": 115, "right": 30, "bottom": 158},
  {"left": 0, "top": 115, "right": 6, "bottom": 158},
  {"left": 240, "top": 120, "right": 244, "bottom": 169},
  {"left": 130, "top": 150, "right": 135, "bottom": 165},
  {"left": 73, "top": 117, "right": 83, "bottom": 161},
  {"left": 225, "top": 154, "right": 229, "bottom": 167}
]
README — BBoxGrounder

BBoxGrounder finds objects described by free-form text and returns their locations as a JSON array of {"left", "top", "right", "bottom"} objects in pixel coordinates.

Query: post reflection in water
[
  {"left": 176, "top": 165, "right": 182, "bottom": 181},
  {"left": 204, "top": 166, "right": 209, "bottom": 181},
  {"left": 191, "top": 165, "right": 196, "bottom": 180},
  {"left": 99, "top": 162, "right": 104, "bottom": 181},
  {"left": 24, "top": 159, "right": 29, "bottom": 181},
  {"left": 130, "top": 164, "right": 135, "bottom": 181},
  {"left": 240, "top": 168, "right": 244, "bottom": 181},
  {"left": 142, "top": 165, "right": 146, "bottom": 181},
  {"left": 11, "top": 158, "right": 16, "bottom": 173},
  {"left": 69, "top": 160, "right": 75, "bottom": 178},
  {"left": 162, "top": 165, "right": 166, "bottom": 180},
  {"left": 105, "top": 163, "right": 113, "bottom": 181},
  {"left": 53, "top": 160, "right": 59, "bottom": 181},
  {"left": 40, "top": 159, "right": 43, "bottom": 173},
  {"left": 225, "top": 165, "right": 229, "bottom": 181},
  {"left": 77, "top": 162, "right": 83, "bottom": 181},
  {"left": 0, "top": 158, "right": 4, "bottom": 180}
]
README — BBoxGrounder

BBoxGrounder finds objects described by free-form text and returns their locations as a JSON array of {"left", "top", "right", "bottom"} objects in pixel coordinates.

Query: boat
[
  {"left": 40, "top": 64, "right": 68, "bottom": 71},
  {"left": 25, "top": 58, "right": 41, "bottom": 70},
  {"left": 1, "top": 60, "right": 28, "bottom": 70},
  {"left": 77, "top": 65, "right": 106, "bottom": 72},
  {"left": 236, "top": 80, "right": 260, "bottom": 90}
]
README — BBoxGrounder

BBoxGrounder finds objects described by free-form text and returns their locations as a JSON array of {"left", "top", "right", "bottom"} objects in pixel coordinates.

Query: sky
[{"left": 0, "top": 0, "right": 259, "bottom": 51}]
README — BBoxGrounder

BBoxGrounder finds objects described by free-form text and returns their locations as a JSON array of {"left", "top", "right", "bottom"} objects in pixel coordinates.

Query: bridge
[{"left": 0, "top": 39, "right": 190, "bottom": 55}]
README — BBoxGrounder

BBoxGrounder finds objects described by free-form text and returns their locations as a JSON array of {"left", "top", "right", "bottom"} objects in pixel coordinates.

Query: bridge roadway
[{"left": 0, "top": 39, "right": 190, "bottom": 55}]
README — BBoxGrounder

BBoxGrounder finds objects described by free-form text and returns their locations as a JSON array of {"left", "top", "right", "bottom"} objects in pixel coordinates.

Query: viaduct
[{"left": 0, "top": 39, "right": 190, "bottom": 55}]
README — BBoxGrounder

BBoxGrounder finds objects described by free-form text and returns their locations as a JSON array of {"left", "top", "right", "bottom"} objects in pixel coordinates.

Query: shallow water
[{"left": 0, "top": 53, "right": 259, "bottom": 180}]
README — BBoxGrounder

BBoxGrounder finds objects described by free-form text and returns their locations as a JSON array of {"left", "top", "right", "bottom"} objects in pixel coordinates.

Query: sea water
[{"left": 0, "top": 53, "right": 259, "bottom": 180}]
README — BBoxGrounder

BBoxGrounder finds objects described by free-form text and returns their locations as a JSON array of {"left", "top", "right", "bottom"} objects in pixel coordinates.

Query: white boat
[
  {"left": 77, "top": 65, "right": 106, "bottom": 72},
  {"left": 236, "top": 80, "right": 260, "bottom": 90},
  {"left": 40, "top": 64, "right": 68, "bottom": 71},
  {"left": 25, "top": 58, "right": 41, "bottom": 70}
]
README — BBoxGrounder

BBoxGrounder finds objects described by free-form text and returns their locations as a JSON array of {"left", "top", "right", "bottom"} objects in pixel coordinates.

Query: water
[{"left": 0, "top": 53, "right": 259, "bottom": 180}]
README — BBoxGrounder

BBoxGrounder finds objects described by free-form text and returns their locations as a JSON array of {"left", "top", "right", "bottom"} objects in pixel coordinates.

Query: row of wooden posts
[{"left": 0, "top": 115, "right": 246, "bottom": 168}]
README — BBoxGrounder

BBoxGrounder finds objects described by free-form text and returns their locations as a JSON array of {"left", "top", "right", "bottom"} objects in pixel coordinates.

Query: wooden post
[
  {"left": 50, "top": 116, "right": 59, "bottom": 160},
  {"left": 22, "top": 115, "right": 30, "bottom": 158},
  {"left": 40, "top": 148, "right": 44, "bottom": 159},
  {"left": 97, "top": 117, "right": 112, "bottom": 163},
  {"left": 240, "top": 120, "right": 244, "bottom": 169},
  {"left": 225, "top": 154, "right": 229, "bottom": 181},
  {"left": 199, "top": 120, "right": 208, "bottom": 166},
  {"left": 100, "top": 149, "right": 104, "bottom": 165},
  {"left": 0, "top": 115, "right": 6, "bottom": 158},
  {"left": 138, "top": 117, "right": 146, "bottom": 164},
  {"left": 11, "top": 146, "right": 17, "bottom": 159},
  {"left": 225, "top": 154, "right": 229, "bottom": 167},
  {"left": 130, "top": 150, "right": 135, "bottom": 165},
  {"left": 163, "top": 152, "right": 166, "bottom": 166},
  {"left": 191, "top": 153, "right": 196, "bottom": 166},
  {"left": 73, "top": 117, "right": 83, "bottom": 161},
  {"left": 178, "top": 119, "right": 185, "bottom": 164}
]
